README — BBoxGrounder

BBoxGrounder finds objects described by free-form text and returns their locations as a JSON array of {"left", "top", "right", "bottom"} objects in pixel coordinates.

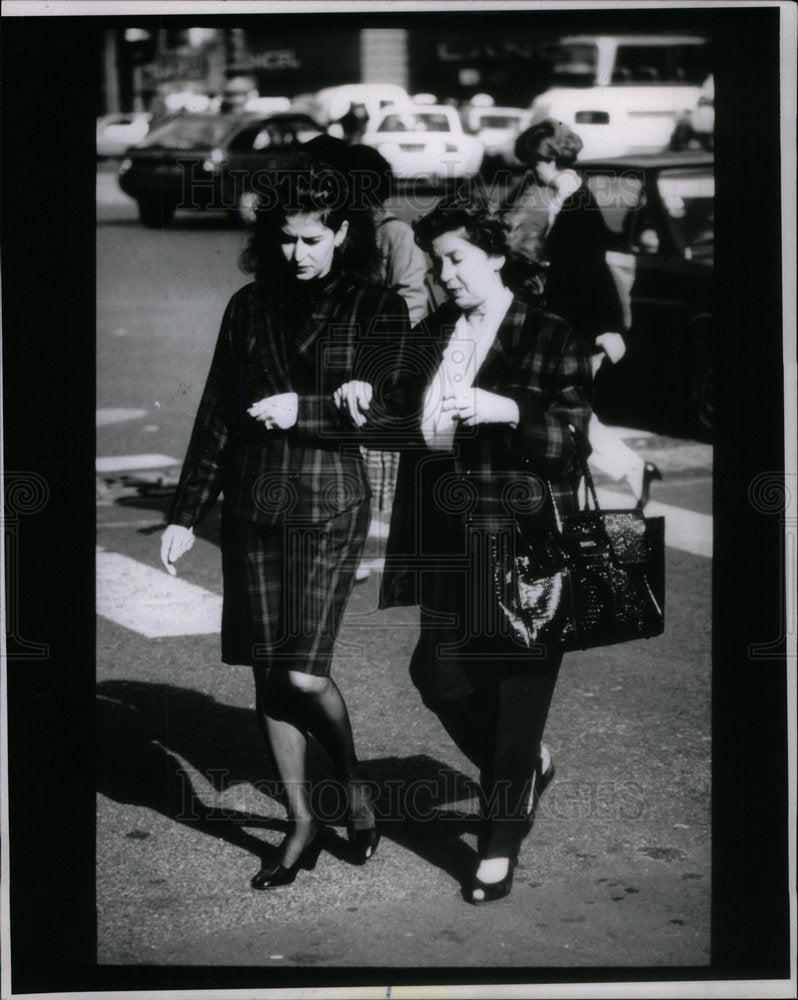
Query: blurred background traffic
[{"left": 98, "top": 23, "right": 714, "bottom": 439}]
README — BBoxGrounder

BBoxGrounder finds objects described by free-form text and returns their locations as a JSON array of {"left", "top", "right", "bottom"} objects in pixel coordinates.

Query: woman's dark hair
[
  {"left": 240, "top": 164, "right": 381, "bottom": 285},
  {"left": 412, "top": 183, "right": 547, "bottom": 299},
  {"left": 514, "top": 118, "right": 583, "bottom": 167},
  {"left": 300, "top": 134, "right": 394, "bottom": 206}
]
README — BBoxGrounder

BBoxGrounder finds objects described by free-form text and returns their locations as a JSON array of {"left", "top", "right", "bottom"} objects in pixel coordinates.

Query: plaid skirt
[{"left": 220, "top": 500, "right": 370, "bottom": 674}]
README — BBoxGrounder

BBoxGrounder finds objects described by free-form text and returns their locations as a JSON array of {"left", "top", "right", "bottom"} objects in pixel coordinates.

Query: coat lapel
[
  {"left": 291, "top": 273, "right": 349, "bottom": 363},
  {"left": 473, "top": 295, "right": 529, "bottom": 389},
  {"left": 250, "top": 284, "right": 292, "bottom": 392}
]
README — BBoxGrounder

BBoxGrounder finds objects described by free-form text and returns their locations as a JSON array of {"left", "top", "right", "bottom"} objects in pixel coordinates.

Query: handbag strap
[
  {"left": 568, "top": 424, "right": 602, "bottom": 514},
  {"left": 544, "top": 425, "right": 603, "bottom": 527}
]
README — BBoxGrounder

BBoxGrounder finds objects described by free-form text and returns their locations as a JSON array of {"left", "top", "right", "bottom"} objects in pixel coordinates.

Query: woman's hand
[
  {"left": 248, "top": 392, "right": 298, "bottom": 430},
  {"left": 442, "top": 389, "right": 520, "bottom": 427},
  {"left": 534, "top": 159, "right": 558, "bottom": 185},
  {"left": 160, "top": 524, "right": 195, "bottom": 576},
  {"left": 333, "top": 380, "right": 373, "bottom": 428},
  {"left": 594, "top": 331, "right": 626, "bottom": 365}
]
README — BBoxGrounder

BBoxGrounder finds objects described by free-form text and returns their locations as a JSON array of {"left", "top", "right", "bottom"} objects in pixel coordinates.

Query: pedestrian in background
[
  {"left": 328, "top": 100, "right": 370, "bottom": 144},
  {"left": 160, "top": 166, "right": 409, "bottom": 890},
  {"left": 504, "top": 119, "right": 661, "bottom": 507},
  {"left": 335, "top": 185, "right": 593, "bottom": 905}
]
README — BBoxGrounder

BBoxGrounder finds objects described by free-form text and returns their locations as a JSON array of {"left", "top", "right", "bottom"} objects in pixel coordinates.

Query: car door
[{"left": 583, "top": 166, "right": 712, "bottom": 435}]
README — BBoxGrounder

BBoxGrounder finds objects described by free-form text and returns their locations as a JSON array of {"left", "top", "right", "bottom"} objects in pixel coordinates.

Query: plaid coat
[
  {"left": 379, "top": 295, "right": 593, "bottom": 609},
  {"left": 168, "top": 273, "right": 409, "bottom": 528}
]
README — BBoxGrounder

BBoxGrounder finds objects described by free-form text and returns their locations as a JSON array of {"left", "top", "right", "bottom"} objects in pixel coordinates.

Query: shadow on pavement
[
  {"left": 98, "top": 679, "right": 480, "bottom": 885},
  {"left": 113, "top": 493, "right": 223, "bottom": 550}
]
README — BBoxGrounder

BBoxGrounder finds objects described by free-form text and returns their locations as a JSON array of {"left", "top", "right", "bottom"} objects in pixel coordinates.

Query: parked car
[
  {"left": 117, "top": 111, "right": 323, "bottom": 227},
  {"left": 461, "top": 105, "right": 533, "bottom": 176},
  {"left": 572, "top": 152, "right": 714, "bottom": 437},
  {"left": 361, "top": 105, "right": 483, "bottom": 186},
  {"left": 96, "top": 112, "right": 151, "bottom": 158},
  {"left": 531, "top": 34, "right": 711, "bottom": 159}
]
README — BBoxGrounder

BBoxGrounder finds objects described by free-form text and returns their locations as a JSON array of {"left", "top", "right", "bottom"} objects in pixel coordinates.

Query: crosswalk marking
[
  {"left": 96, "top": 454, "right": 180, "bottom": 473},
  {"left": 96, "top": 549, "right": 222, "bottom": 638},
  {"left": 96, "top": 408, "right": 148, "bottom": 427},
  {"left": 96, "top": 494, "right": 710, "bottom": 638}
]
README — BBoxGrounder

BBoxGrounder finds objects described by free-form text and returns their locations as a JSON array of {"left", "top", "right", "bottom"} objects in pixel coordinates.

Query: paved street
[{"left": 96, "top": 167, "right": 712, "bottom": 969}]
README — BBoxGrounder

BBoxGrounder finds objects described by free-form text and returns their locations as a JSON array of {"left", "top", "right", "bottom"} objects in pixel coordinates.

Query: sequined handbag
[{"left": 497, "top": 441, "right": 665, "bottom": 653}]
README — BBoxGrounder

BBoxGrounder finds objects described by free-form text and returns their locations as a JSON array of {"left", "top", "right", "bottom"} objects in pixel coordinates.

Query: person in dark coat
[
  {"left": 335, "top": 185, "right": 593, "bottom": 905},
  {"left": 504, "top": 119, "right": 661, "bottom": 506},
  {"left": 160, "top": 166, "right": 409, "bottom": 890}
]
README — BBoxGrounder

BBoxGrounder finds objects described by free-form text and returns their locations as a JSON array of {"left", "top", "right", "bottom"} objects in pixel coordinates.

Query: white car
[
  {"left": 531, "top": 34, "right": 711, "bottom": 160},
  {"left": 362, "top": 105, "right": 483, "bottom": 184},
  {"left": 462, "top": 106, "right": 534, "bottom": 171}
]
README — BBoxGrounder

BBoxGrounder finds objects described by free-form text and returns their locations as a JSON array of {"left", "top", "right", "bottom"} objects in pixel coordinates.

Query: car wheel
[{"left": 137, "top": 197, "right": 176, "bottom": 228}]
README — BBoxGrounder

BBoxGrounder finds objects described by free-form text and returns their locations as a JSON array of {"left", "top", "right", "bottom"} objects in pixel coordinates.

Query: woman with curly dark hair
[
  {"left": 336, "top": 185, "right": 592, "bottom": 905},
  {"left": 160, "top": 167, "right": 409, "bottom": 890}
]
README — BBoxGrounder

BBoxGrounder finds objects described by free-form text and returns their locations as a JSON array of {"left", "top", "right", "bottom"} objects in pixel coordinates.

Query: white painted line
[
  {"left": 368, "top": 518, "right": 390, "bottom": 540},
  {"left": 597, "top": 488, "right": 712, "bottom": 559},
  {"left": 96, "top": 550, "right": 222, "bottom": 638},
  {"left": 96, "top": 454, "right": 180, "bottom": 473},
  {"left": 604, "top": 426, "right": 654, "bottom": 440},
  {"left": 96, "top": 408, "right": 148, "bottom": 426},
  {"left": 361, "top": 557, "right": 386, "bottom": 573}
]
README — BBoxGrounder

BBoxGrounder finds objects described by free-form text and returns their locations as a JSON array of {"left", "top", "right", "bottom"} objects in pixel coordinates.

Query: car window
[
  {"left": 141, "top": 116, "right": 232, "bottom": 149},
  {"left": 377, "top": 112, "right": 451, "bottom": 133},
  {"left": 669, "top": 45, "right": 712, "bottom": 86},
  {"left": 478, "top": 115, "right": 520, "bottom": 129},
  {"left": 551, "top": 42, "right": 599, "bottom": 86},
  {"left": 612, "top": 45, "right": 671, "bottom": 83},
  {"left": 228, "top": 124, "right": 272, "bottom": 152},
  {"left": 657, "top": 169, "right": 714, "bottom": 261},
  {"left": 612, "top": 43, "right": 709, "bottom": 85},
  {"left": 584, "top": 173, "right": 644, "bottom": 236}
]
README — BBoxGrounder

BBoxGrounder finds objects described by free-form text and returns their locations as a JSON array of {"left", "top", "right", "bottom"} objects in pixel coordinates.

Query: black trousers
[
  {"left": 411, "top": 645, "right": 561, "bottom": 858},
  {"left": 410, "top": 457, "right": 562, "bottom": 858}
]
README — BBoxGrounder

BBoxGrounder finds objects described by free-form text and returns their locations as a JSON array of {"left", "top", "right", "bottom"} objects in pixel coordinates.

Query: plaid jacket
[
  {"left": 168, "top": 274, "right": 409, "bottom": 528},
  {"left": 379, "top": 295, "right": 593, "bottom": 609}
]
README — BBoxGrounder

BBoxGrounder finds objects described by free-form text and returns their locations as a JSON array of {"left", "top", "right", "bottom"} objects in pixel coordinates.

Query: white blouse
[{"left": 421, "top": 283, "right": 514, "bottom": 451}]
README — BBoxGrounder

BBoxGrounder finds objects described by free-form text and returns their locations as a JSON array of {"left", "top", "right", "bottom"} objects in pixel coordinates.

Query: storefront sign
[{"left": 231, "top": 49, "right": 302, "bottom": 72}]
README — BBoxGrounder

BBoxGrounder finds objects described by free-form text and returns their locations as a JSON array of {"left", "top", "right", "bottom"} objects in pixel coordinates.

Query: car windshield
[
  {"left": 478, "top": 115, "right": 521, "bottom": 129},
  {"left": 377, "top": 112, "right": 451, "bottom": 133},
  {"left": 584, "top": 172, "right": 644, "bottom": 235},
  {"left": 140, "top": 116, "right": 233, "bottom": 150},
  {"left": 551, "top": 43, "right": 599, "bottom": 87},
  {"left": 657, "top": 169, "right": 714, "bottom": 261},
  {"left": 612, "top": 43, "right": 709, "bottom": 85}
]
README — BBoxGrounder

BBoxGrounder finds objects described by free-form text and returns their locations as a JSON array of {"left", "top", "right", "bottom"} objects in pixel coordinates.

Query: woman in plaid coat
[
  {"left": 160, "top": 167, "right": 409, "bottom": 890},
  {"left": 337, "top": 188, "right": 592, "bottom": 905}
]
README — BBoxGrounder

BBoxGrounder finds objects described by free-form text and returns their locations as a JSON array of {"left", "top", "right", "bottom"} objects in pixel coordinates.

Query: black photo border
[{"left": 1, "top": 3, "right": 792, "bottom": 995}]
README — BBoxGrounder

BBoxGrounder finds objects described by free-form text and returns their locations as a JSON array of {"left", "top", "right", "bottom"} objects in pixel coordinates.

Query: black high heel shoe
[
  {"left": 251, "top": 826, "right": 323, "bottom": 890},
  {"left": 637, "top": 461, "right": 663, "bottom": 510},
  {"left": 526, "top": 754, "right": 556, "bottom": 829},
  {"left": 346, "top": 781, "right": 381, "bottom": 865},
  {"left": 469, "top": 856, "right": 517, "bottom": 906}
]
